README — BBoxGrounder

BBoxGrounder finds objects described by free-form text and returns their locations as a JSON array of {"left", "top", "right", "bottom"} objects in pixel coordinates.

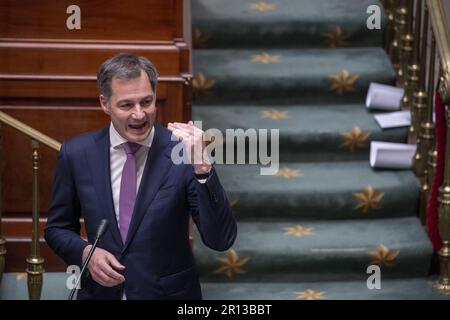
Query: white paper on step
[
  {"left": 370, "top": 141, "right": 416, "bottom": 169},
  {"left": 374, "top": 110, "right": 411, "bottom": 129},
  {"left": 366, "top": 82, "right": 404, "bottom": 111}
]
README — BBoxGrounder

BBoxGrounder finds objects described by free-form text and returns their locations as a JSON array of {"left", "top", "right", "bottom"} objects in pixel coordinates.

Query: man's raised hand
[{"left": 168, "top": 121, "right": 212, "bottom": 174}]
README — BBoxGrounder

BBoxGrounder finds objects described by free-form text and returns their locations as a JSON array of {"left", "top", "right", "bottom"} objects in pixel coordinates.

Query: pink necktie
[{"left": 119, "top": 142, "right": 141, "bottom": 243}]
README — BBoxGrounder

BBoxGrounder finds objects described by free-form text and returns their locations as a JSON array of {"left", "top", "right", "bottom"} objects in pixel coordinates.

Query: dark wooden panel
[
  {"left": 0, "top": 77, "right": 99, "bottom": 99},
  {"left": 160, "top": 80, "right": 186, "bottom": 124},
  {"left": 2, "top": 216, "right": 86, "bottom": 238},
  {"left": 0, "top": 43, "right": 185, "bottom": 76},
  {"left": 6, "top": 238, "right": 69, "bottom": 272},
  {"left": 0, "top": 0, "right": 182, "bottom": 42},
  {"left": 0, "top": 75, "right": 171, "bottom": 99},
  {"left": 0, "top": 0, "right": 191, "bottom": 272},
  {"left": 176, "top": 41, "right": 191, "bottom": 75}
]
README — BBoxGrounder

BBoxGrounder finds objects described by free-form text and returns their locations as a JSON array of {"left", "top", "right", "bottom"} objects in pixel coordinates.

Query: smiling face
[{"left": 100, "top": 70, "right": 156, "bottom": 142}]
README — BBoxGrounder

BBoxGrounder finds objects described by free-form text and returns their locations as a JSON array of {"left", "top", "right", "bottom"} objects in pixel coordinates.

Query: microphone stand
[{"left": 68, "top": 219, "right": 109, "bottom": 300}]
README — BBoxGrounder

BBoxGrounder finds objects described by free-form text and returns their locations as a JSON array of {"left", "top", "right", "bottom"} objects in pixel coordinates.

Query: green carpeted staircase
[
  {"left": 190, "top": 0, "right": 449, "bottom": 299},
  {"left": 1, "top": 0, "right": 448, "bottom": 300}
]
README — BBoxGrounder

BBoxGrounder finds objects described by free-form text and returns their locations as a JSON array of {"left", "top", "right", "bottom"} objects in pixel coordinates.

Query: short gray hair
[{"left": 97, "top": 53, "right": 159, "bottom": 101}]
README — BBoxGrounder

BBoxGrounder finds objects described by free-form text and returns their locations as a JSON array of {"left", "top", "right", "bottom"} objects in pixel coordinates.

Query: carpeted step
[
  {"left": 0, "top": 272, "right": 71, "bottom": 300},
  {"left": 193, "top": 47, "right": 394, "bottom": 105},
  {"left": 193, "top": 104, "right": 407, "bottom": 162},
  {"left": 192, "top": 0, "right": 385, "bottom": 49},
  {"left": 3, "top": 273, "right": 448, "bottom": 300},
  {"left": 201, "top": 277, "right": 450, "bottom": 300},
  {"left": 215, "top": 161, "right": 419, "bottom": 219},
  {"left": 193, "top": 217, "right": 432, "bottom": 282}
]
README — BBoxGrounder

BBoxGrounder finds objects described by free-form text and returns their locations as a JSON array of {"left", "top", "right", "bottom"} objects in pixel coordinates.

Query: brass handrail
[
  {"left": 385, "top": 0, "right": 450, "bottom": 294},
  {"left": 0, "top": 111, "right": 61, "bottom": 151},
  {"left": 0, "top": 110, "right": 62, "bottom": 299},
  {"left": 427, "top": 0, "right": 450, "bottom": 104}
]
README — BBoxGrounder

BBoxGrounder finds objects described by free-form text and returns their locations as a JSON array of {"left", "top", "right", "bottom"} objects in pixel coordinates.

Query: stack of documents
[
  {"left": 374, "top": 111, "right": 411, "bottom": 129},
  {"left": 366, "top": 82, "right": 404, "bottom": 111},
  {"left": 370, "top": 141, "right": 416, "bottom": 169}
]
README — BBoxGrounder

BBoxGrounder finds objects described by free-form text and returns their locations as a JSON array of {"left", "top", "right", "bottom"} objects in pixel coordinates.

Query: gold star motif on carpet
[
  {"left": 215, "top": 249, "right": 249, "bottom": 279},
  {"left": 261, "top": 108, "right": 287, "bottom": 120},
  {"left": 295, "top": 289, "right": 326, "bottom": 300},
  {"left": 284, "top": 225, "right": 315, "bottom": 238},
  {"left": 276, "top": 168, "right": 302, "bottom": 179},
  {"left": 368, "top": 244, "right": 400, "bottom": 267},
  {"left": 328, "top": 69, "right": 358, "bottom": 95},
  {"left": 192, "top": 73, "right": 215, "bottom": 97},
  {"left": 251, "top": 52, "right": 280, "bottom": 64},
  {"left": 353, "top": 185, "right": 384, "bottom": 213},
  {"left": 339, "top": 125, "right": 370, "bottom": 151},
  {"left": 250, "top": 2, "right": 275, "bottom": 11},
  {"left": 192, "top": 28, "right": 210, "bottom": 49},
  {"left": 322, "top": 26, "right": 350, "bottom": 48}
]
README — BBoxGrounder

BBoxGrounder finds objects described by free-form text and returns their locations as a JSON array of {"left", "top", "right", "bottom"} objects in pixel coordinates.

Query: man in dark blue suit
[{"left": 44, "top": 53, "right": 237, "bottom": 300}]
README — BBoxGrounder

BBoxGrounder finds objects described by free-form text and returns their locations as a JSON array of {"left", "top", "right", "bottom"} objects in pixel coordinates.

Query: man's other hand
[{"left": 82, "top": 245, "right": 126, "bottom": 287}]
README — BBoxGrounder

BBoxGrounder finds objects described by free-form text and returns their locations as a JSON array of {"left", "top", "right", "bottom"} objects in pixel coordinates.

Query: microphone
[{"left": 68, "top": 219, "right": 109, "bottom": 300}]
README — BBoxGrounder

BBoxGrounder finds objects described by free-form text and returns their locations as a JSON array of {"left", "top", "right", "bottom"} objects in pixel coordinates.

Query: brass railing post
[
  {"left": 413, "top": 3, "right": 429, "bottom": 179},
  {"left": 429, "top": 70, "right": 443, "bottom": 194},
  {"left": 0, "top": 111, "right": 60, "bottom": 293},
  {"left": 26, "top": 140, "right": 44, "bottom": 300},
  {"left": 400, "top": 0, "right": 415, "bottom": 96},
  {"left": 391, "top": 0, "right": 409, "bottom": 81},
  {"left": 384, "top": 0, "right": 396, "bottom": 54},
  {"left": 428, "top": 146, "right": 438, "bottom": 226},
  {"left": 415, "top": 34, "right": 436, "bottom": 226},
  {"left": 433, "top": 101, "right": 450, "bottom": 294},
  {"left": 406, "top": 0, "right": 423, "bottom": 143}
]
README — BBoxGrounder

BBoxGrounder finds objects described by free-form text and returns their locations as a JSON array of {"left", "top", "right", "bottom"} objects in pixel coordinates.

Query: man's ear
[{"left": 99, "top": 95, "right": 110, "bottom": 115}]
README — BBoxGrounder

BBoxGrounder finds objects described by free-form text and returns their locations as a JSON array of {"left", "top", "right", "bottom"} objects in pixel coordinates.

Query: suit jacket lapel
[
  {"left": 87, "top": 126, "right": 123, "bottom": 248},
  {"left": 122, "top": 123, "right": 173, "bottom": 253}
]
